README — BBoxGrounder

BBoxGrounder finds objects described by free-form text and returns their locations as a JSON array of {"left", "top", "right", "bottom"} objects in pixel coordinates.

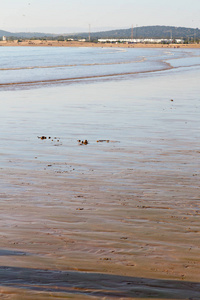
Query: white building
[
  {"left": 98, "top": 38, "right": 184, "bottom": 44},
  {"left": 2, "top": 36, "right": 7, "bottom": 41}
]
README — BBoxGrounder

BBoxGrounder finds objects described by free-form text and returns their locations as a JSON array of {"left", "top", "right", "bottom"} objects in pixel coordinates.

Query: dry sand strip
[
  {"left": 0, "top": 267, "right": 200, "bottom": 299},
  {"left": 0, "top": 40, "right": 200, "bottom": 48}
]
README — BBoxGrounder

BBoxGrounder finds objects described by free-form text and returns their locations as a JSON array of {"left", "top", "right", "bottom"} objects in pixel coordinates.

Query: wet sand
[
  {"left": 0, "top": 55, "right": 200, "bottom": 299},
  {"left": 1, "top": 159, "right": 200, "bottom": 299},
  {"left": 0, "top": 39, "right": 200, "bottom": 49}
]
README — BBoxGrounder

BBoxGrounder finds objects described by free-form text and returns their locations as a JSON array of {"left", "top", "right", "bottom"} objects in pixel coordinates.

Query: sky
[{"left": 1, "top": 0, "right": 200, "bottom": 33}]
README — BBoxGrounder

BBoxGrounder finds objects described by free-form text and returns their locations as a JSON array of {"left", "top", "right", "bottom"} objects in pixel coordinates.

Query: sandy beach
[
  {"left": 0, "top": 39, "right": 200, "bottom": 49},
  {"left": 0, "top": 45, "right": 200, "bottom": 299}
]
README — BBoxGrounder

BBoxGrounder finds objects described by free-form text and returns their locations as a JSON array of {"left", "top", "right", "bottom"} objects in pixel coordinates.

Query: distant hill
[
  {"left": 72, "top": 26, "right": 200, "bottom": 40},
  {"left": 0, "top": 26, "right": 199, "bottom": 40},
  {"left": 0, "top": 30, "right": 55, "bottom": 39},
  {"left": 0, "top": 29, "right": 13, "bottom": 37},
  {"left": 12, "top": 32, "right": 57, "bottom": 38}
]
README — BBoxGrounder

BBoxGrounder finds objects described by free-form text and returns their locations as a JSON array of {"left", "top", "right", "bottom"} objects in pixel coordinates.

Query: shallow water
[
  {"left": 0, "top": 47, "right": 199, "bottom": 87},
  {"left": 0, "top": 50, "right": 199, "bottom": 176}
]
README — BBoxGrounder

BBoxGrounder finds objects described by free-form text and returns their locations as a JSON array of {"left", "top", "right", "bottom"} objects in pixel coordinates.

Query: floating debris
[
  {"left": 97, "top": 140, "right": 120, "bottom": 143},
  {"left": 78, "top": 139, "right": 88, "bottom": 145},
  {"left": 37, "top": 136, "right": 61, "bottom": 142},
  {"left": 38, "top": 136, "right": 47, "bottom": 140},
  {"left": 170, "top": 99, "right": 174, "bottom": 102},
  {"left": 97, "top": 140, "right": 110, "bottom": 143}
]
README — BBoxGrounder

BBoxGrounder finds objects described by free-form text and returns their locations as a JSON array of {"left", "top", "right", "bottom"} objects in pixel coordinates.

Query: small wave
[
  {"left": 0, "top": 58, "right": 147, "bottom": 72},
  {"left": 99, "top": 48, "right": 127, "bottom": 54},
  {"left": 0, "top": 64, "right": 172, "bottom": 88},
  {"left": 163, "top": 51, "right": 174, "bottom": 55}
]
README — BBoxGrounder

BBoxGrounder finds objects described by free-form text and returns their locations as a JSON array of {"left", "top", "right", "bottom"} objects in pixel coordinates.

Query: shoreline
[
  {"left": 0, "top": 66, "right": 172, "bottom": 89},
  {"left": 1, "top": 39, "right": 200, "bottom": 48}
]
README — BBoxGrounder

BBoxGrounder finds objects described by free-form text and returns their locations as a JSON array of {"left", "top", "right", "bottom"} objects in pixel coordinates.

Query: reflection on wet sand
[{"left": 0, "top": 266, "right": 200, "bottom": 299}]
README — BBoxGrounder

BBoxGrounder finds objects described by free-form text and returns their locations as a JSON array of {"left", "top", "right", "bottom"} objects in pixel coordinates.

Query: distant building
[
  {"left": 2, "top": 36, "right": 7, "bottom": 41},
  {"left": 98, "top": 38, "right": 184, "bottom": 44}
]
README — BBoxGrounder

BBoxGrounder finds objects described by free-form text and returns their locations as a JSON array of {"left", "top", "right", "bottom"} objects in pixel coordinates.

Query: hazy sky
[{"left": 1, "top": 0, "right": 200, "bottom": 33}]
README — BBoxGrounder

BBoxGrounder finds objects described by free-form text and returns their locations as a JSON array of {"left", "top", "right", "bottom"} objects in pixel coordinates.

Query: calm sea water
[
  {"left": 0, "top": 46, "right": 199, "bottom": 87},
  {"left": 0, "top": 47, "right": 199, "bottom": 180}
]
